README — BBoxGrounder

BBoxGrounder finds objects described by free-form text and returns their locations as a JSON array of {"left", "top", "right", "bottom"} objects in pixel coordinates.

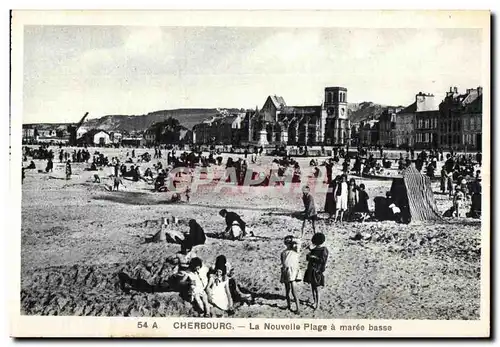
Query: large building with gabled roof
[{"left": 246, "top": 86, "right": 351, "bottom": 147}]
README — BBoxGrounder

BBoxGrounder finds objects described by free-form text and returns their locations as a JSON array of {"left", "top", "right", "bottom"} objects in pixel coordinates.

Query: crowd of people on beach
[{"left": 22, "top": 143, "right": 483, "bottom": 316}]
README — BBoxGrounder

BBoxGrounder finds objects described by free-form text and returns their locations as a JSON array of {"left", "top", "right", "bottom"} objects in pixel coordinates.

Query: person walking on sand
[
  {"left": 301, "top": 185, "right": 317, "bottom": 238},
  {"left": 303, "top": 233, "right": 329, "bottom": 310},
  {"left": 65, "top": 160, "right": 72, "bottom": 180},
  {"left": 280, "top": 235, "right": 302, "bottom": 313}
]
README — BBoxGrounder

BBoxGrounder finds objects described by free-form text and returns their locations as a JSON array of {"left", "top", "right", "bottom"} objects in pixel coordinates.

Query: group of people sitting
[{"left": 121, "top": 210, "right": 255, "bottom": 317}]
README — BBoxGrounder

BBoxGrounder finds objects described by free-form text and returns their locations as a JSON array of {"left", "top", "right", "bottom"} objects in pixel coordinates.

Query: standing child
[
  {"left": 301, "top": 186, "right": 317, "bottom": 237},
  {"left": 453, "top": 186, "right": 465, "bottom": 217},
  {"left": 347, "top": 178, "right": 358, "bottom": 221},
  {"left": 280, "top": 235, "right": 302, "bottom": 313},
  {"left": 113, "top": 175, "right": 125, "bottom": 191},
  {"left": 303, "top": 233, "right": 329, "bottom": 310},
  {"left": 440, "top": 167, "right": 447, "bottom": 193},
  {"left": 357, "top": 183, "right": 370, "bottom": 222}
]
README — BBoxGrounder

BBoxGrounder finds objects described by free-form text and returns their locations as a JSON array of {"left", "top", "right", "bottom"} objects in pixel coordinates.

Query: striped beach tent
[{"left": 390, "top": 164, "right": 442, "bottom": 223}]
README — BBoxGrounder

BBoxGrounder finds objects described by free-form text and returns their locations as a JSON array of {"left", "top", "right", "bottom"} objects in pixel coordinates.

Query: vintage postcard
[{"left": 10, "top": 10, "right": 490, "bottom": 338}]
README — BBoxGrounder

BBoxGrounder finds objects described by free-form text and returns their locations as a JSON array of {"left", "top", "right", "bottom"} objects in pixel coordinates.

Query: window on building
[{"left": 471, "top": 118, "right": 475, "bottom": 131}]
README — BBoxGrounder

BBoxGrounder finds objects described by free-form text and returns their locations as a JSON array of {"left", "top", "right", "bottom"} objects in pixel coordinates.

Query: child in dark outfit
[
  {"left": 303, "top": 233, "right": 329, "bottom": 310},
  {"left": 357, "top": 183, "right": 370, "bottom": 221}
]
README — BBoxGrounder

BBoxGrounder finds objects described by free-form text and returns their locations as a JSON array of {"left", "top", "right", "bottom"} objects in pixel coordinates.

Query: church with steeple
[{"left": 245, "top": 86, "right": 352, "bottom": 146}]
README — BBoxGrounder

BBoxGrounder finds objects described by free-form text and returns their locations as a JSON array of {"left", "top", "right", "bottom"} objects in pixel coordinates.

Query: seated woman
[
  {"left": 85, "top": 162, "right": 98, "bottom": 171},
  {"left": 180, "top": 219, "right": 206, "bottom": 254},
  {"left": 154, "top": 170, "right": 167, "bottom": 191},
  {"left": 144, "top": 167, "right": 154, "bottom": 179},
  {"left": 206, "top": 262, "right": 233, "bottom": 315},
  {"left": 209, "top": 255, "right": 252, "bottom": 305}
]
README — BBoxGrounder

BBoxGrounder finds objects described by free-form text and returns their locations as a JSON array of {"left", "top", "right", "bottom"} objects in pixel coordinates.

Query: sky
[{"left": 23, "top": 26, "right": 483, "bottom": 123}]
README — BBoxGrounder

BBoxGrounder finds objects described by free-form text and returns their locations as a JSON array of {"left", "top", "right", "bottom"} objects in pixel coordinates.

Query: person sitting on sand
[
  {"left": 154, "top": 170, "right": 167, "bottom": 191},
  {"left": 144, "top": 167, "right": 154, "bottom": 179},
  {"left": 86, "top": 162, "right": 98, "bottom": 171},
  {"left": 26, "top": 160, "right": 36, "bottom": 170},
  {"left": 208, "top": 255, "right": 252, "bottom": 305},
  {"left": 180, "top": 219, "right": 206, "bottom": 254},
  {"left": 185, "top": 257, "right": 211, "bottom": 317},
  {"left": 206, "top": 262, "right": 234, "bottom": 316},
  {"left": 280, "top": 235, "right": 302, "bottom": 313},
  {"left": 387, "top": 197, "right": 402, "bottom": 223},
  {"left": 304, "top": 232, "right": 329, "bottom": 311}
]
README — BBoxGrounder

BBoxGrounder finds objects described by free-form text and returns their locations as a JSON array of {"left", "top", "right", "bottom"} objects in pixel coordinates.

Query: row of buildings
[
  {"left": 191, "top": 85, "right": 483, "bottom": 151},
  {"left": 354, "top": 87, "right": 483, "bottom": 150},
  {"left": 192, "top": 86, "right": 352, "bottom": 147},
  {"left": 22, "top": 85, "right": 483, "bottom": 151},
  {"left": 22, "top": 125, "right": 145, "bottom": 147}
]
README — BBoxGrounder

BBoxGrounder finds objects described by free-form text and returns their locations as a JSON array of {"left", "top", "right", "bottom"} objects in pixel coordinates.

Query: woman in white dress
[{"left": 206, "top": 263, "right": 233, "bottom": 314}]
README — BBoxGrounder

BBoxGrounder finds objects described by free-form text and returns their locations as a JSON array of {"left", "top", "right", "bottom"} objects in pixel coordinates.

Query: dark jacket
[{"left": 225, "top": 212, "right": 246, "bottom": 232}]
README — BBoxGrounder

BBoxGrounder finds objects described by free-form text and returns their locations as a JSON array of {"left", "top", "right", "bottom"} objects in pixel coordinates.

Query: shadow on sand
[{"left": 93, "top": 191, "right": 179, "bottom": 205}]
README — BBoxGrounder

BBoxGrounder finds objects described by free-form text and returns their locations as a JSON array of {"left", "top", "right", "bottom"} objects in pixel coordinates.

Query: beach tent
[{"left": 389, "top": 164, "right": 442, "bottom": 223}]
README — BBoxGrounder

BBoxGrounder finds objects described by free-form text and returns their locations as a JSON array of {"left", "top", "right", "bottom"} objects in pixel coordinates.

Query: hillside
[
  {"left": 347, "top": 102, "right": 395, "bottom": 123},
  {"left": 83, "top": 108, "right": 244, "bottom": 133},
  {"left": 25, "top": 103, "right": 396, "bottom": 133}
]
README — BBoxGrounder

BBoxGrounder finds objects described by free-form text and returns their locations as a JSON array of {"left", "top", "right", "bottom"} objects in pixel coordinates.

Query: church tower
[{"left": 323, "top": 86, "right": 350, "bottom": 145}]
